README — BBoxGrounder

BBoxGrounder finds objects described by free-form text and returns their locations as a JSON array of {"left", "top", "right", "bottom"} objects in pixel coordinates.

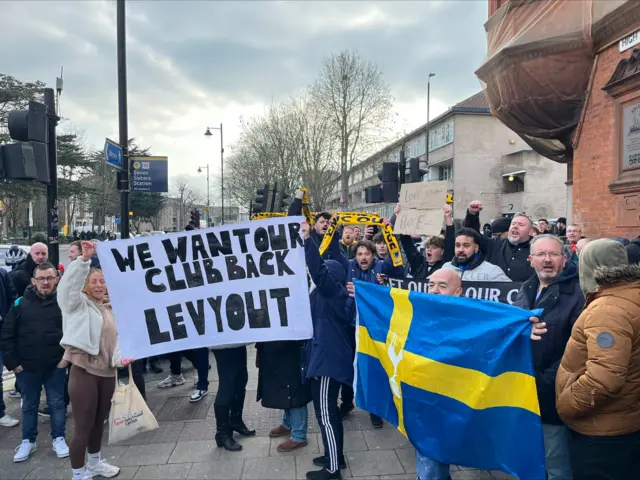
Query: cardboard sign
[
  {"left": 394, "top": 181, "right": 449, "bottom": 235},
  {"left": 96, "top": 217, "right": 313, "bottom": 358}
]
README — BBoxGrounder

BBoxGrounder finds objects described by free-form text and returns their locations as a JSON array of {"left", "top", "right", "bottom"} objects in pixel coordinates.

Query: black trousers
[
  {"left": 569, "top": 429, "right": 640, "bottom": 480},
  {"left": 169, "top": 348, "right": 210, "bottom": 391},
  {"left": 213, "top": 346, "right": 248, "bottom": 408},
  {"left": 311, "top": 376, "right": 344, "bottom": 473}
]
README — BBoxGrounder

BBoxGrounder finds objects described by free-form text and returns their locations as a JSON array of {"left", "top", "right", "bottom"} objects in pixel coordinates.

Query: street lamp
[
  {"left": 204, "top": 123, "right": 225, "bottom": 224},
  {"left": 197, "top": 164, "right": 210, "bottom": 227},
  {"left": 425, "top": 73, "right": 435, "bottom": 168}
]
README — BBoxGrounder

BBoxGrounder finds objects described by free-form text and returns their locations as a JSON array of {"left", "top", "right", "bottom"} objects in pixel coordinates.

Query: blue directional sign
[
  {"left": 115, "top": 217, "right": 121, "bottom": 225},
  {"left": 103, "top": 138, "right": 123, "bottom": 170},
  {"left": 131, "top": 156, "right": 169, "bottom": 193}
]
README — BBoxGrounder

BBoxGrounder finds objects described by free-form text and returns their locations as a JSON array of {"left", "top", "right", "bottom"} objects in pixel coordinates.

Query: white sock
[
  {"left": 72, "top": 467, "right": 86, "bottom": 480},
  {"left": 87, "top": 451, "right": 100, "bottom": 467}
]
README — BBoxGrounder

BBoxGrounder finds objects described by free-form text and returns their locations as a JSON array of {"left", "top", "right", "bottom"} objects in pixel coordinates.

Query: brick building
[{"left": 481, "top": 0, "right": 640, "bottom": 238}]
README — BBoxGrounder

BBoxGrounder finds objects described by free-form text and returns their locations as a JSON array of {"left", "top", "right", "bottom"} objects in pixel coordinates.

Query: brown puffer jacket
[{"left": 556, "top": 264, "right": 640, "bottom": 436}]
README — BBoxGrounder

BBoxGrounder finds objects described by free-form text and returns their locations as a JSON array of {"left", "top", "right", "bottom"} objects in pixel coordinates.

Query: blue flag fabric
[{"left": 353, "top": 281, "right": 546, "bottom": 480}]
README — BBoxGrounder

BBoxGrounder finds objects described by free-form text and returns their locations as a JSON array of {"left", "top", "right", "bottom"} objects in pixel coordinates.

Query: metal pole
[
  {"left": 426, "top": 78, "right": 431, "bottom": 167},
  {"left": 206, "top": 164, "right": 210, "bottom": 227},
  {"left": 44, "top": 87, "right": 59, "bottom": 267},
  {"left": 220, "top": 123, "right": 224, "bottom": 225},
  {"left": 117, "top": 0, "right": 130, "bottom": 239}
]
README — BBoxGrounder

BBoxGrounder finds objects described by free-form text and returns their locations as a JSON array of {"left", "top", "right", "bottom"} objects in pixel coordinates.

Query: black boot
[
  {"left": 306, "top": 468, "right": 341, "bottom": 480},
  {"left": 229, "top": 390, "right": 256, "bottom": 436},
  {"left": 214, "top": 405, "right": 242, "bottom": 451}
]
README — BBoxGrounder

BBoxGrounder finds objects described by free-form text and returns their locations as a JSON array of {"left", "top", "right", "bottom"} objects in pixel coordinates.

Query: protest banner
[
  {"left": 96, "top": 216, "right": 313, "bottom": 358},
  {"left": 394, "top": 181, "right": 450, "bottom": 235},
  {"left": 388, "top": 278, "right": 522, "bottom": 305}
]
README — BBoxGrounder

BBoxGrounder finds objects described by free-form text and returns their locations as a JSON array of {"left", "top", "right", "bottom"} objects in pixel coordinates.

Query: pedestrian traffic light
[
  {"left": 408, "top": 157, "right": 428, "bottom": 183},
  {"left": 189, "top": 209, "right": 198, "bottom": 227},
  {"left": 0, "top": 101, "right": 50, "bottom": 183},
  {"left": 377, "top": 162, "right": 399, "bottom": 203},
  {"left": 253, "top": 184, "right": 269, "bottom": 214}
]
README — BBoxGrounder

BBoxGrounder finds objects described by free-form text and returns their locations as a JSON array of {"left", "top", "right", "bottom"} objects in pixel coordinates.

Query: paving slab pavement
[{"left": 0, "top": 350, "right": 516, "bottom": 479}]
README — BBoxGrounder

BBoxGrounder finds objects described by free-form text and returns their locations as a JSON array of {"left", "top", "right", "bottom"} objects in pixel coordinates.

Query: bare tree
[
  {"left": 310, "top": 49, "right": 394, "bottom": 208},
  {"left": 171, "top": 176, "right": 203, "bottom": 227}
]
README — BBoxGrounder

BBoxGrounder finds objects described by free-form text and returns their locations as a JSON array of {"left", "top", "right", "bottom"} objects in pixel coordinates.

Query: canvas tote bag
[{"left": 108, "top": 365, "right": 159, "bottom": 444}]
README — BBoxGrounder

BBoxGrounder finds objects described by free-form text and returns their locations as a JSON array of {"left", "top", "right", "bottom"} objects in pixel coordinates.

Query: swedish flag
[{"left": 354, "top": 281, "right": 546, "bottom": 480}]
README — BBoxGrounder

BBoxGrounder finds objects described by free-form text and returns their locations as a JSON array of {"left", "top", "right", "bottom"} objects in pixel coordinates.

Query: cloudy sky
[{"left": 0, "top": 0, "right": 488, "bottom": 197}]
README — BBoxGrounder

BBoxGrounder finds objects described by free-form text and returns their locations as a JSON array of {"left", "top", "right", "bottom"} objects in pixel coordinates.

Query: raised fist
[
  {"left": 469, "top": 200, "right": 483, "bottom": 214},
  {"left": 443, "top": 204, "right": 453, "bottom": 217},
  {"left": 301, "top": 221, "right": 311, "bottom": 239},
  {"left": 81, "top": 241, "right": 96, "bottom": 261}
]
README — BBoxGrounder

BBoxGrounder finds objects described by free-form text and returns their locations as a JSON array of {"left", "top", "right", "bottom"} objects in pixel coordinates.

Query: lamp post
[
  {"left": 204, "top": 123, "right": 224, "bottom": 224},
  {"left": 425, "top": 73, "right": 435, "bottom": 168},
  {"left": 197, "top": 164, "right": 210, "bottom": 227}
]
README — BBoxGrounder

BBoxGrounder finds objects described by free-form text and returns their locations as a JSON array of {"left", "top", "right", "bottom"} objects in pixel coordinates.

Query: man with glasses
[
  {"left": 0, "top": 262, "right": 69, "bottom": 463},
  {"left": 513, "top": 235, "right": 584, "bottom": 480}
]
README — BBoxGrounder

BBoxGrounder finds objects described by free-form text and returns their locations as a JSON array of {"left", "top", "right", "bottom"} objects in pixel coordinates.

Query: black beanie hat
[{"left": 491, "top": 217, "right": 511, "bottom": 235}]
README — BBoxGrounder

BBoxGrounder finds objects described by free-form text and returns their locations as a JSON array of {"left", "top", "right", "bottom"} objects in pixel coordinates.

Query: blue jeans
[
  {"left": 0, "top": 352, "right": 5, "bottom": 418},
  {"left": 416, "top": 452, "right": 451, "bottom": 480},
  {"left": 282, "top": 405, "right": 308, "bottom": 443},
  {"left": 543, "top": 423, "right": 573, "bottom": 480},
  {"left": 17, "top": 367, "right": 67, "bottom": 442}
]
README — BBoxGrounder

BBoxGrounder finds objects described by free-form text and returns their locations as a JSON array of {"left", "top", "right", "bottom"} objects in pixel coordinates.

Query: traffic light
[
  {"left": 190, "top": 209, "right": 197, "bottom": 227},
  {"left": 253, "top": 184, "right": 270, "bottom": 214},
  {"left": 277, "top": 190, "right": 291, "bottom": 212},
  {"left": 408, "top": 157, "right": 428, "bottom": 183},
  {"left": 365, "top": 185, "right": 383, "bottom": 204},
  {"left": 0, "top": 101, "right": 50, "bottom": 183},
  {"left": 377, "top": 162, "right": 399, "bottom": 203}
]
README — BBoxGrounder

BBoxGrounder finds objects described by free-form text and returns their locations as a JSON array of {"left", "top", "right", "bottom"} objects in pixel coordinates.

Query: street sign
[
  {"left": 131, "top": 156, "right": 168, "bottom": 193},
  {"left": 115, "top": 217, "right": 121, "bottom": 225},
  {"left": 103, "top": 138, "right": 123, "bottom": 170}
]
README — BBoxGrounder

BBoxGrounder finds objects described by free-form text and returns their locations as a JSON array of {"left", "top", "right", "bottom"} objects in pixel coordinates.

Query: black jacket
[
  {"left": 463, "top": 210, "right": 535, "bottom": 282},
  {"left": 256, "top": 341, "right": 312, "bottom": 410},
  {"left": 513, "top": 263, "right": 584, "bottom": 425},
  {"left": 627, "top": 236, "right": 640, "bottom": 264},
  {"left": 399, "top": 226, "right": 454, "bottom": 280},
  {"left": 9, "top": 255, "right": 38, "bottom": 296},
  {"left": 0, "top": 269, "right": 17, "bottom": 321},
  {"left": 0, "top": 286, "right": 64, "bottom": 372}
]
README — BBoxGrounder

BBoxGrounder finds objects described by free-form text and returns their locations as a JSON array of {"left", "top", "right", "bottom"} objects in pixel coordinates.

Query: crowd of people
[{"left": 0, "top": 191, "right": 637, "bottom": 480}]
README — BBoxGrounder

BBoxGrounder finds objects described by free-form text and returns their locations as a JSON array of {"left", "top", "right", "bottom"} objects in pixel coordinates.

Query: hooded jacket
[
  {"left": 627, "top": 236, "right": 640, "bottom": 264},
  {"left": 513, "top": 262, "right": 585, "bottom": 424},
  {"left": 399, "top": 228, "right": 455, "bottom": 280},
  {"left": 0, "top": 286, "right": 64, "bottom": 372},
  {"left": 304, "top": 239, "right": 356, "bottom": 386},
  {"left": 9, "top": 254, "right": 39, "bottom": 296},
  {"left": 556, "top": 264, "right": 640, "bottom": 436},
  {"left": 442, "top": 251, "right": 511, "bottom": 282},
  {"left": 462, "top": 210, "right": 535, "bottom": 282}
]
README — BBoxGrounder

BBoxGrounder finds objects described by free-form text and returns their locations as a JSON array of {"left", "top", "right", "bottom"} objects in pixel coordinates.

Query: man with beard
[
  {"left": 514, "top": 234, "right": 584, "bottom": 479},
  {"left": 461, "top": 201, "right": 535, "bottom": 282},
  {"left": 442, "top": 228, "right": 510, "bottom": 282},
  {"left": 339, "top": 226, "right": 357, "bottom": 260},
  {"left": 10, "top": 243, "right": 48, "bottom": 296}
]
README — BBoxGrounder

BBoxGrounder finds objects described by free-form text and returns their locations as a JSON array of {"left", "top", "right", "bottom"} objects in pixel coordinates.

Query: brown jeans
[{"left": 68, "top": 365, "right": 115, "bottom": 468}]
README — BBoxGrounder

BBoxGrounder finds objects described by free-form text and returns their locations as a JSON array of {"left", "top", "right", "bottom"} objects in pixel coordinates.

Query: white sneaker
[
  {"left": 87, "top": 459, "right": 120, "bottom": 478},
  {"left": 0, "top": 414, "right": 19, "bottom": 427},
  {"left": 52, "top": 437, "right": 69, "bottom": 458},
  {"left": 189, "top": 389, "right": 208, "bottom": 403},
  {"left": 14, "top": 440, "right": 36, "bottom": 462},
  {"left": 157, "top": 374, "right": 185, "bottom": 388}
]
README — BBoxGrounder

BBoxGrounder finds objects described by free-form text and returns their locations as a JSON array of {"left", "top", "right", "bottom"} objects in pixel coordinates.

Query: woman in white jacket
[{"left": 58, "top": 241, "right": 133, "bottom": 480}]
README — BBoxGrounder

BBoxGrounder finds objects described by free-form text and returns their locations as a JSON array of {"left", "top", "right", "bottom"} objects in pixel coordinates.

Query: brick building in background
[{"left": 480, "top": 0, "right": 640, "bottom": 238}]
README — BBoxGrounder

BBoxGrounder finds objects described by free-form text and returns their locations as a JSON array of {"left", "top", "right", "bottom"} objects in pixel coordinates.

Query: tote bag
[{"left": 108, "top": 365, "right": 159, "bottom": 444}]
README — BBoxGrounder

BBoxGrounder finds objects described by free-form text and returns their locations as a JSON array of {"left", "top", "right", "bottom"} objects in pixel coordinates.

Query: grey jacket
[{"left": 442, "top": 260, "right": 511, "bottom": 282}]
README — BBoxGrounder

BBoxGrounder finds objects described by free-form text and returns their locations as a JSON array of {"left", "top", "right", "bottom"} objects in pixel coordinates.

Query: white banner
[{"left": 96, "top": 216, "right": 313, "bottom": 358}]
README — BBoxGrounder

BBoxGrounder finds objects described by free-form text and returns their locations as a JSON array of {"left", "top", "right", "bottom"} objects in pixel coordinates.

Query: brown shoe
[
  {"left": 269, "top": 425, "right": 291, "bottom": 438},
  {"left": 277, "top": 439, "right": 308, "bottom": 452}
]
